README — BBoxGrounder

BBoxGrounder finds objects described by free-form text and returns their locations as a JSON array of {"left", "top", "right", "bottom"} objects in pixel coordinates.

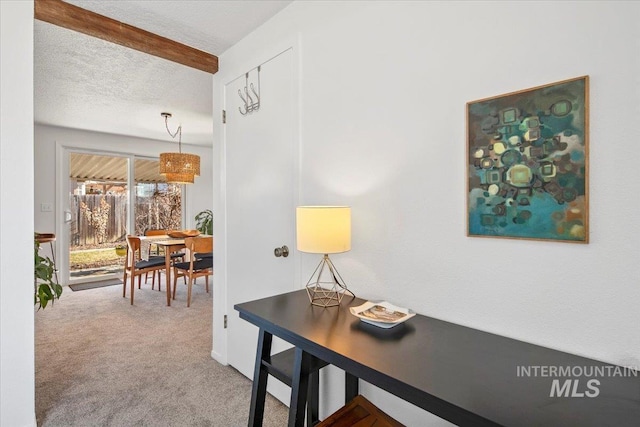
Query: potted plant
[
  {"left": 34, "top": 235, "right": 63, "bottom": 309},
  {"left": 115, "top": 244, "right": 127, "bottom": 257},
  {"left": 195, "top": 209, "right": 213, "bottom": 235}
]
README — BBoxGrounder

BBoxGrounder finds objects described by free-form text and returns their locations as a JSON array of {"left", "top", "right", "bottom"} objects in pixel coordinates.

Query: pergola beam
[{"left": 34, "top": 0, "right": 218, "bottom": 74}]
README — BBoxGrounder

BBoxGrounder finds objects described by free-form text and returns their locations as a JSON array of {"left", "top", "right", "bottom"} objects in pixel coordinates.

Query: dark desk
[{"left": 235, "top": 290, "right": 640, "bottom": 426}]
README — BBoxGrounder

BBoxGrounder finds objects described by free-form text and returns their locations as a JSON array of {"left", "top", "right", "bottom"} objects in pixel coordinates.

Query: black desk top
[{"left": 235, "top": 290, "right": 640, "bottom": 426}]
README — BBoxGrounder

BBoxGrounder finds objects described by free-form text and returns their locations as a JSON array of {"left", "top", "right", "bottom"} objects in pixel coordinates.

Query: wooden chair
[
  {"left": 144, "top": 228, "right": 185, "bottom": 289},
  {"left": 122, "top": 235, "right": 166, "bottom": 305},
  {"left": 172, "top": 236, "right": 213, "bottom": 307}
]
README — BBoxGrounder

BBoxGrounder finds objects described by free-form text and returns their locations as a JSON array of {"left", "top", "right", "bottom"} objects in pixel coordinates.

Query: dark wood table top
[{"left": 235, "top": 290, "right": 640, "bottom": 426}]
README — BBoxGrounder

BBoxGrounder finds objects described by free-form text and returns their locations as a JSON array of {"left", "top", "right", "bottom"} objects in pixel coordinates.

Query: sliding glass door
[
  {"left": 67, "top": 152, "right": 129, "bottom": 283},
  {"left": 64, "top": 150, "right": 183, "bottom": 284}
]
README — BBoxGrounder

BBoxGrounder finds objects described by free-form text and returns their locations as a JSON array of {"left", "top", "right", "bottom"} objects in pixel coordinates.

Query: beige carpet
[{"left": 35, "top": 278, "right": 288, "bottom": 426}]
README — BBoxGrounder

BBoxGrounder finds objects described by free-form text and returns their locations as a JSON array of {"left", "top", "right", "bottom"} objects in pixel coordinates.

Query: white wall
[
  {"left": 1, "top": 2, "right": 36, "bottom": 426},
  {"left": 34, "top": 124, "right": 214, "bottom": 269},
  {"left": 216, "top": 1, "right": 640, "bottom": 424}
]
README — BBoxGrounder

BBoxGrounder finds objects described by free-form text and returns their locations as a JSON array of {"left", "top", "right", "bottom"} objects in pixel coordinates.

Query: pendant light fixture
[
  {"left": 159, "top": 112, "right": 200, "bottom": 183},
  {"left": 163, "top": 172, "right": 195, "bottom": 184}
]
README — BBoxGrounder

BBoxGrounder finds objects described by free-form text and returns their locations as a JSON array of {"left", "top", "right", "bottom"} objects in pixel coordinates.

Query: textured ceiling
[{"left": 34, "top": 0, "right": 292, "bottom": 145}]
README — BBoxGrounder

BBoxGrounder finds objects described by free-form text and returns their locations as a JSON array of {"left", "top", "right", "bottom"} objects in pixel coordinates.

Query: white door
[{"left": 223, "top": 47, "right": 298, "bottom": 395}]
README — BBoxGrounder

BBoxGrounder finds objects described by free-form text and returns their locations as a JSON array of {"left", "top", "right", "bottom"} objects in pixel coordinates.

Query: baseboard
[{"left": 211, "top": 349, "right": 227, "bottom": 365}]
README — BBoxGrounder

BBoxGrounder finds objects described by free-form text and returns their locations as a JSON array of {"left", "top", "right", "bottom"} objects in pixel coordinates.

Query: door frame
[{"left": 212, "top": 35, "right": 302, "bottom": 365}]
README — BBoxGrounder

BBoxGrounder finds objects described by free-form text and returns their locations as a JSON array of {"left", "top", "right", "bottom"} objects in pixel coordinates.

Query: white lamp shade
[{"left": 296, "top": 206, "right": 351, "bottom": 254}]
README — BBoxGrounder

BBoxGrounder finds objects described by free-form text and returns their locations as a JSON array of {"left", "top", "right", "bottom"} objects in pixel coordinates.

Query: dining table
[{"left": 139, "top": 235, "right": 186, "bottom": 306}]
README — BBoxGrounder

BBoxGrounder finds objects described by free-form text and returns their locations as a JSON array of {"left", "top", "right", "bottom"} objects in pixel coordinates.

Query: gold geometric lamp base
[{"left": 305, "top": 254, "right": 351, "bottom": 308}]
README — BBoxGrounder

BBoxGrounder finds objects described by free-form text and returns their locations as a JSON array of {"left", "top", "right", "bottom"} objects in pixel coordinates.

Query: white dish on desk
[{"left": 350, "top": 301, "right": 415, "bottom": 329}]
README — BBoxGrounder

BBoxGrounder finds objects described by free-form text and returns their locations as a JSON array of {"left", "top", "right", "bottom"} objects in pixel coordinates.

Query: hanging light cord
[{"left": 164, "top": 115, "right": 183, "bottom": 153}]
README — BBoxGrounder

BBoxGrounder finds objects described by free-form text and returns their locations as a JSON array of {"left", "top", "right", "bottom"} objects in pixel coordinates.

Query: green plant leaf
[
  {"left": 34, "top": 235, "right": 63, "bottom": 309},
  {"left": 195, "top": 209, "right": 213, "bottom": 235}
]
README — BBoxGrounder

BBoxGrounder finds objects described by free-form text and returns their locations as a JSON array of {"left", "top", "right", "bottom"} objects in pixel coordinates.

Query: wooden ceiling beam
[{"left": 34, "top": 0, "right": 218, "bottom": 74}]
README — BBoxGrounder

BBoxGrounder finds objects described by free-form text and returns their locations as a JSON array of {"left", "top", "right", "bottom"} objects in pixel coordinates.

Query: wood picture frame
[{"left": 466, "top": 76, "right": 589, "bottom": 243}]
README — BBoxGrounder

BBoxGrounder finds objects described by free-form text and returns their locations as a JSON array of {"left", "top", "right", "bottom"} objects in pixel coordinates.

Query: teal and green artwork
[{"left": 467, "top": 76, "right": 589, "bottom": 243}]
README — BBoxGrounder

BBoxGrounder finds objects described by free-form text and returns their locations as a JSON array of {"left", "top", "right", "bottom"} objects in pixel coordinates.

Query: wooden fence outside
[{"left": 71, "top": 193, "right": 181, "bottom": 247}]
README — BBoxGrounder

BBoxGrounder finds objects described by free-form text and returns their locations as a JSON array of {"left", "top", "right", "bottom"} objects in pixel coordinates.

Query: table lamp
[{"left": 296, "top": 206, "right": 353, "bottom": 307}]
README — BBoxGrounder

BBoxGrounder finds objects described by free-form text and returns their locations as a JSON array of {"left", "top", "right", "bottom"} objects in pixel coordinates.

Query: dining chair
[
  {"left": 123, "top": 235, "right": 166, "bottom": 305},
  {"left": 194, "top": 250, "right": 213, "bottom": 260},
  {"left": 144, "top": 228, "right": 185, "bottom": 288},
  {"left": 172, "top": 236, "right": 213, "bottom": 307}
]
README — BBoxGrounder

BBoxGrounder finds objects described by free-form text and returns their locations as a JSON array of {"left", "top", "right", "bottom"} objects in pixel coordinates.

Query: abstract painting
[{"left": 467, "top": 76, "right": 589, "bottom": 243}]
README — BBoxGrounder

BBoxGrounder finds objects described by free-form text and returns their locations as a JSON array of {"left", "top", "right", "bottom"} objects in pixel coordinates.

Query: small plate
[{"left": 350, "top": 301, "right": 415, "bottom": 329}]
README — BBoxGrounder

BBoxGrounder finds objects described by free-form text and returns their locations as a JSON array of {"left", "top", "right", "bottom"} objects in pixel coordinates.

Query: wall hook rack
[{"left": 239, "top": 65, "right": 261, "bottom": 115}]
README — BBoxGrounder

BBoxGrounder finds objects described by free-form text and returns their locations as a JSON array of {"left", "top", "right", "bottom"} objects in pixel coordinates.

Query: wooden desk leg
[
  {"left": 345, "top": 372, "right": 359, "bottom": 403},
  {"left": 164, "top": 251, "right": 172, "bottom": 306},
  {"left": 249, "top": 329, "right": 273, "bottom": 427},
  {"left": 289, "top": 348, "right": 312, "bottom": 427}
]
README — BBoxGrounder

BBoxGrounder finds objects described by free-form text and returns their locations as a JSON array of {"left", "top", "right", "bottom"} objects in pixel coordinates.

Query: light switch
[{"left": 41, "top": 203, "right": 53, "bottom": 212}]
